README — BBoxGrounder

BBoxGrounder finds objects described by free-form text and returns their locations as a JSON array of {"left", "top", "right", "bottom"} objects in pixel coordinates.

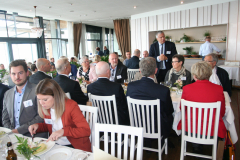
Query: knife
[{"left": 32, "top": 134, "right": 35, "bottom": 143}]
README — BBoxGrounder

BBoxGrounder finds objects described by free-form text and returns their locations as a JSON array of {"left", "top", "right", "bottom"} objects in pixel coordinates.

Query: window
[
  {"left": 0, "top": 42, "right": 10, "bottom": 69},
  {"left": 86, "top": 25, "right": 102, "bottom": 56}
]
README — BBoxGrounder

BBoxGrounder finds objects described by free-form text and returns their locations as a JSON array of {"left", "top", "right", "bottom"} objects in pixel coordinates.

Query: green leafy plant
[
  {"left": 47, "top": 70, "right": 57, "bottom": 78},
  {"left": 191, "top": 51, "right": 197, "bottom": 55},
  {"left": 100, "top": 55, "right": 109, "bottom": 62},
  {"left": 180, "top": 34, "right": 191, "bottom": 42},
  {"left": 183, "top": 47, "right": 192, "bottom": 54},
  {"left": 70, "top": 61, "right": 81, "bottom": 69},
  {"left": 165, "top": 36, "right": 170, "bottom": 40},
  {"left": 15, "top": 135, "right": 40, "bottom": 160},
  {"left": 204, "top": 31, "right": 210, "bottom": 37},
  {"left": 0, "top": 69, "right": 9, "bottom": 83},
  {"left": 222, "top": 36, "right": 226, "bottom": 41},
  {"left": 153, "top": 38, "right": 157, "bottom": 43}
]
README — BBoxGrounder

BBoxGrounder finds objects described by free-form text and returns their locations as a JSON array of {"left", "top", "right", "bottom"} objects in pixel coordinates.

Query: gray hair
[
  {"left": 80, "top": 56, "right": 89, "bottom": 64},
  {"left": 139, "top": 57, "right": 156, "bottom": 77},
  {"left": 206, "top": 53, "right": 218, "bottom": 64},
  {"left": 133, "top": 49, "right": 140, "bottom": 56},
  {"left": 56, "top": 58, "right": 69, "bottom": 73},
  {"left": 191, "top": 61, "right": 212, "bottom": 80},
  {"left": 156, "top": 31, "right": 165, "bottom": 38}
]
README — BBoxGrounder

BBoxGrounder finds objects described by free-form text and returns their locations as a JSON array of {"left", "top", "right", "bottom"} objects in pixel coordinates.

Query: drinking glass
[
  {"left": 124, "top": 79, "right": 128, "bottom": 87},
  {"left": 165, "top": 81, "right": 172, "bottom": 88},
  {"left": 0, "top": 134, "right": 11, "bottom": 158}
]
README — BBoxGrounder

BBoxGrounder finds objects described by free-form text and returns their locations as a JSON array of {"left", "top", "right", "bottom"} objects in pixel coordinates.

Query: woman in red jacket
[{"left": 28, "top": 79, "right": 91, "bottom": 152}]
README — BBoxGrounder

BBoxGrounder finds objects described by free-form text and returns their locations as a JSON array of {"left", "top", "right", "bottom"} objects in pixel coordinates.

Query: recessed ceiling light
[
  {"left": 49, "top": 6, "right": 52, "bottom": 9},
  {"left": 181, "top": 1, "right": 183, "bottom": 4},
  {"left": 134, "top": 6, "right": 137, "bottom": 9},
  {"left": 70, "top": 10, "right": 74, "bottom": 12},
  {"left": 59, "top": 15, "right": 61, "bottom": 17},
  {"left": 70, "top": 3, "right": 73, "bottom": 5},
  {"left": 84, "top": 14, "right": 87, "bottom": 16}
]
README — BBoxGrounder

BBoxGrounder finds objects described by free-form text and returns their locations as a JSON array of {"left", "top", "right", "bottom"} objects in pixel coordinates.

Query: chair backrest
[
  {"left": 65, "top": 92, "right": 71, "bottom": 99},
  {"left": 127, "top": 96, "right": 160, "bottom": 139},
  {"left": 127, "top": 69, "right": 140, "bottom": 82},
  {"left": 79, "top": 105, "right": 98, "bottom": 148},
  {"left": 95, "top": 123, "right": 144, "bottom": 160},
  {"left": 181, "top": 99, "right": 221, "bottom": 143},
  {"left": 88, "top": 93, "right": 119, "bottom": 125}
]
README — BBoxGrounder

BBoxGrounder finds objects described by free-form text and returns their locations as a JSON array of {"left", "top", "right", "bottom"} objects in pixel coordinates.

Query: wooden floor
[{"left": 99, "top": 88, "right": 240, "bottom": 160}]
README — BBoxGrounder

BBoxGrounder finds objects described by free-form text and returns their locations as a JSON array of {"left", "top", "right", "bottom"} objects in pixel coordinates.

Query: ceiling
[{"left": 0, "top": 0, "right": 203, "bottom": 28}]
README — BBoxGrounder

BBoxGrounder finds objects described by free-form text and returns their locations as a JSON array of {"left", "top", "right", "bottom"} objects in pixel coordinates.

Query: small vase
[{"left": 176, "top": 88, "right": 182, "bottom": 95}]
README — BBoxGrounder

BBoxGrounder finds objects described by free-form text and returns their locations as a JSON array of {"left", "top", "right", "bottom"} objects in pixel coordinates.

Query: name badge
[
  {"left": 181, "top": 77, "right": 186, "bottom": 80},
  {"left": 45, "top": 119, "right": 53, "bottom": 124},
  {"left": 166, "top": 51, "right": 171, "bottom": 54},
  {"left": 23, "top": 100, "right": 33, "bottom": 108},
  {"left": 117, "top": 75, "right": 122, "bottom": 79},
  {"left": 82, "top": 72, "right": 86, "bottom": 75}
]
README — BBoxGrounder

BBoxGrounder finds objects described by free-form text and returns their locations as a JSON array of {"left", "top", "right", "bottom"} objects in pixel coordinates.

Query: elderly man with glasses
[{"left": 164, "top": 55, "right": 192, "bottom": 87}]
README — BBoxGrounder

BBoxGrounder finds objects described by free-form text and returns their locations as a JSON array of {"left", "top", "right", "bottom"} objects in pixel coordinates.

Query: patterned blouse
[{"left": 78, "top": 67, "right": 90, "bottom": 81}]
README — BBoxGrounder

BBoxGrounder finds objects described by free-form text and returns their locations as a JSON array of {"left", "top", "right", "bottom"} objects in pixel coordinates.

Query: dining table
[
  {"left": 218, "top": 65, "right": 240, "bottom": 82},
  {"left": 171, "top": 90, "right": 238, "bottom": 144},
  {"left": 0, "top": 127, "right": 94, "bottom": 160}
]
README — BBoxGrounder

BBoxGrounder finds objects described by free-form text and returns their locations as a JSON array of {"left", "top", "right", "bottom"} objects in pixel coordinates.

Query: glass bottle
[{"left": 6, "top": 142, "right": 17, "bottom": 160}]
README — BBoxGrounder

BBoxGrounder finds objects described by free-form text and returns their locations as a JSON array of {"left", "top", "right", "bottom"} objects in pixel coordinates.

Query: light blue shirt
[
  {"left": 14, "top": 81, "right": 28, "bottom": 129},
  {"left": 110, "top": 66, "right": 117, "bottom": 82},
  {"left": 199, "top": 41, "right": 221, "bottom": 56},
  {"left": 157, "top": 42, "right": 166, "bottom": 69}
]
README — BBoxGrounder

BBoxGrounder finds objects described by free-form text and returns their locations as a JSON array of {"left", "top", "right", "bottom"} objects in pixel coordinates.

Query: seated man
[
  {"left": 3, "top": 60, "right": 47, "bottom": 137},
  {"left": 204, "top": 53, "right": 231, "bottom": 97},
  {"left": 142, "top": 50, "right": 149, "bottom": 58},
  {"left": 87, "top": 61, "right": 130, "bottom": 125},
  {"left": 0, "top": 83, "right": 9, "bottom": 126},
  {"left": 54, "top": 58, "right": 88, "bottom": 105},
  {"left": 164, "top": 55, "right": 192, "bottom": 87},
  {"left": 29, "top": 58, "right": 52, "bottom": 84},
  {"left": 123, "top": 51, "right": 131, "bottom": 65},
  {"left": 109, "top": 53, "right": 127, "bottom": 84},
  {"left": 126, "top": 57, "right": 174, "bottom": 139},
  {"left": 125, "top": 49, "right": 140, "bottom": 69}
]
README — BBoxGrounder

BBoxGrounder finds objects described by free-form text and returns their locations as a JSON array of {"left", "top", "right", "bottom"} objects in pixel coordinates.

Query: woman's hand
[
  {"left": 47, "top": 129, "right": 64, "bottom": 142},
  {"left": 28, "top": 124, "right": 39, "bottom": 136},
  {"left": 83, "top": 80, "right": 91, "bottom": 84}
]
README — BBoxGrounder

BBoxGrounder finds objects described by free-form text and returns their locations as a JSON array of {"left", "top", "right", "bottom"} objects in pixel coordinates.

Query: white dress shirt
[
  {"left": 109, "top": 66, "right": 117, "bottom": 82},
  {"left": 157, "top": 42, "right": 167, "bottom": 69},
  {"left": 209, "top": 67, "right": 222, "bottom": 85},
  {"left": 199, "top": 41, "right": 221, "bottom": 56}
]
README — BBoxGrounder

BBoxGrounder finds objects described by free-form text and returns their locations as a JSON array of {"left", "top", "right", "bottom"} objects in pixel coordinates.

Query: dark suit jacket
[
  {"left": 53, "top": 75, "right": 88, "bottom": 105},
  {"left": 104, "top": 49, "right": 109, "bottom": 56},
  {"left": 98, "top": 51, "right": 104, "bottom": 56},
  {"left": 0, "top": 83, "right": 9, "bottom": 126},
  {"left": 126, "top": 77, "right": 174, "bottom": 138},
  {"left": 87, "top": 78, "right": 130, "bottom": 125},
  {"left": 70, "top": 64, "right": 77, "bottom": 77},
  {"left": 125, "top": 56, "right": 140, "bottom": 69},
  {"left": 217, "top": 67, "right": 232, "bottom": 97},
  {"left": 111, "top": 63, "right": 128, "bottom": 84},
  {"left": 149, "top": 41, "right": 177, "bottom": 75},
  {"left": 29, "top": 71, "right": 52, "bottom": 84}
]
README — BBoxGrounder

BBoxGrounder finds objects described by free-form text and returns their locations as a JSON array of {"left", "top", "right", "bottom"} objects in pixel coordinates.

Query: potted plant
[
  {"left": 165, "top": 35, "right": 170, "bottom": 41},
  {"left": 153, "top": 38, "right": 157, "bottom": 43},
  {"left": 180, "top": 34, "right": 191, "bottom": 42},
  {"left": 183, "top": 47, "right": 192, "bottom": 57},
  {"left": 191, "top": 51, "right": 200, "bottom": 58},
  {"left": 204, "top": 31, "right": 210, "bottom": 37}
]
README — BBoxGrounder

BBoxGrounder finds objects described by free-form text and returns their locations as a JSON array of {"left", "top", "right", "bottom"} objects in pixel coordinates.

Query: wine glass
[
  {"left": 165, "top": 81, "right": 172, "bottom": 88},
  {"left": 124, "top": 79, "right": 128, "bottom": 87}
]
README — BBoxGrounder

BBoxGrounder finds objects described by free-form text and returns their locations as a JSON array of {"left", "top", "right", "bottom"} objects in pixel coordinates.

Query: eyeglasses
[
  {"left": 172, "top": 61, "right": 179, "bottom": 63},
  {"left": 205, "top": 60, "right": 214, "bottom": 63},
  {"left": 82, "top": 61, "right": 89, "bottom": 63}
]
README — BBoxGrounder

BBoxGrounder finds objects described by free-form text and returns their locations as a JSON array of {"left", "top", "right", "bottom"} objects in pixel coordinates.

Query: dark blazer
[
  {"left": 0, "top": 83, "right": 9, "bottom": 126},
  {"left": 111, "top": 63, "right": 128, "bottom": 84},
  {"left": 217, "top": 67, "right": 232, "bottom": 97},
  {"left": 53, "top": 75, "right": 88, "bottom": 105},
  {"left": 97, "top": 51, "right": 104, "bottom": 56},
  {"left": 70, "top": 64, "right": 77, "bottom": 77},
  {"left": 29, "top": 71, "right": 52, "bottom": 84},
  {"left": 126, "top": 77, "right": 174, "bottom": 138},
  {"left": 149, "top": 41, "right": 177, "bottom": 75},
  {"left": 87, "top": 78, "right": 130, "bottom": 126},
  {"left": 104, "top": 49, "right": 109, "bottom": 56},
  {"left": 125, "top": 56, "right": 140, "bottom": 69}
]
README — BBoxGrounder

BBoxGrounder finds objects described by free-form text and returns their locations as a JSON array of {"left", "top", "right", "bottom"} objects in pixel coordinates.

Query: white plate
[
  {"left": 44, "top": 148, "right": 72, "bottom": 160},
  {"left": 0, "top": 127, "right": 11, "bottom": 133},
  {"left": 14, "top": 137, "right": 55, "bottom": 157}
]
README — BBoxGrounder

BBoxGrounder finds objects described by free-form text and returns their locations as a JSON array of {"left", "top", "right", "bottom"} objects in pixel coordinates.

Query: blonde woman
[
  {"left": 28, "top": 79, "right": 91, "bottom": 152},
  {"left": 89, "top": 55, "right": 101, "bottom": 82}
]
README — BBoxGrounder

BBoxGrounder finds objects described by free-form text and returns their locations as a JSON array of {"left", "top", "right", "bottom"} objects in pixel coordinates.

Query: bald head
[
  {"left": 143, "top": 50, "right": 149, "bottom": 58},
  {"left": 133, "top": 49, "right": 140, "bottom": 58},
  {"left": 36, "top": 58, "right": 51, "bottom": 72},
  {"left": 96, "top": 61, "right": 110, "bottom": 78},
  {"left": 56, "top": 58, "right": 71, "bottom": 74}
]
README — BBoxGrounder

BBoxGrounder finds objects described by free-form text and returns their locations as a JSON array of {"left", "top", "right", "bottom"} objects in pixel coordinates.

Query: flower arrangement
[
  {"left": 46, "top": 70, "right": 57, "bottom": 78},
  {"left": 0, "top": 69, "right": 9, "bottom": 83},
  {"left": 70, "top": 61, "right": 81, "bottom": 69},
  {"left": 77, "top": 76, "right": 85, "bottom": 84},
  {"left": 174, "top": 79, "right": 183, "bottom": 89},
  {"left": 100, "top": 55, "right": 109, "bottom": 63}
]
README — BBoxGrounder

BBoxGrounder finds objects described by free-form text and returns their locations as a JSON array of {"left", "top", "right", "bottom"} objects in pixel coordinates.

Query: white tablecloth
[
  {"left": 218, "top": 65, "right": 240, "bottom": 82},
  {"left": 171, "top": 91, "right": 238, "bottom": 144},
  {"left": 0, "top": 133, "right": 93, "bottom": 160}
]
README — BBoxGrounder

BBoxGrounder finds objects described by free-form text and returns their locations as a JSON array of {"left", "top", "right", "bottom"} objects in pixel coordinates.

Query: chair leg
[
  {"left": 180, "top": 139, "right": 185, "bottom": 160},
  {"left": 184, "top": 141, "right": 186, "bottom": 153},
  {"left": 213, "top": 143, "right": 217, "bottom": 160},
  {"left": 164, "top": 138, "right": 168, "bottom": 154},
  {"left": 158, "top": 138, "right": 162, "bottom": 160}
]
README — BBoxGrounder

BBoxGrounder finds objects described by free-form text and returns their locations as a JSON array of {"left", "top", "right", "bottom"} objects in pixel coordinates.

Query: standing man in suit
[
  {"left": 109, "top": 53, "right": 127, "bottom": 84},
  {"left": 149, "top": 31, "right": 177, "bottom": 83},
  {"left": 126, "top": 57, "right": 173, "bottom": 139},
  {"left": 0, "top": 83, "right": 9, "bottom": 126},
  {"left": 29, "top": 58, "right": 52, "bottom": 84},
  {"left": 2, "top": 60, "right": 46, "bottom": 137},
  {"left": 96, "top": 47, "right": 104, "bottom": 57},
  {"left": 54, "top": 57, "right": 88, "bottom": 105},
  {"left": 87, "top": 61, "right": 130, "bottom": 125},
  {"left": 103, "top": 46, "right": 110, "bottom": 56},
  {"left": 125, "top": 49, "right": 140, "bottom": 69}
]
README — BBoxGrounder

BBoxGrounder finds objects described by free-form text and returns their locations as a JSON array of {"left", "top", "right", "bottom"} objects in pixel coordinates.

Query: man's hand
[
  {"left": 12, "top": 129, "right": 19, "bottom": 133},
  {"left": 47, "top": 129, "right": 64, "bottom": 142},
  {"left": 28, "top": 124, "right": 39, "bottom": 136},
  {"left": 158, "top": 54, "right": 168, "bottom": 61}
]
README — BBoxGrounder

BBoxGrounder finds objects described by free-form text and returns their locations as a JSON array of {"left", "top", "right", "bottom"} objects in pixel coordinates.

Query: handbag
[{"left": 223, "top": 131, "right": 235, "bottom": 160}]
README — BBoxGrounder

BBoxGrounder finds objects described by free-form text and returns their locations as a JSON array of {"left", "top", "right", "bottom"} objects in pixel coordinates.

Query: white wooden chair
[
  {"left": 127, "top": 97, "right": 167, "bottom": 160},
  {"left": 65, "top": 92, "right": 71, "bottom": 99},
  {"left": 180, "top": 99, "right": 221, "bottom": 160},
  {"left": 88, "top": 93, "right": 119, "bottom": 125},
  {"left": 79, "top": 105, "right": 98, "bottom": 151},
  {"left": 127, "top": 69, "right": 140, "bottom": 82},
  {"left": 95, "top": 123, "right": 144, "bottom": 160}
]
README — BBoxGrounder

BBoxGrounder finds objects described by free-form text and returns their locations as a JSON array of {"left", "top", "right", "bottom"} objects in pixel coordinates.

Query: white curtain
[
  {"left": 109, "top": 29, "right": 113, "bottom": 53},
  {"left": 80, "top": 24, "right": 86, "bottom": 58},
  {"left": 67, "top": 21, "right": 74, "bottom": 58},
  {"left": 102, "top": 27, "right": 105, "bottom": 50}
]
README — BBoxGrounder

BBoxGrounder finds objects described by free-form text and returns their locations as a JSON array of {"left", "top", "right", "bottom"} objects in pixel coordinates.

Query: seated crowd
[{"left": 0, "top": 38, "right": 231, "bottom": 155}]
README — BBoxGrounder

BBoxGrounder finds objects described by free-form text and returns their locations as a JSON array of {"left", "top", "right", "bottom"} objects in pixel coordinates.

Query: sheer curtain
[
  {"left": 109, "top": 29, "right": 113, "bottom": 53},
  {"left": 80, "top": 24, "right": 86, "bottom": 58},
  {"left": 102, "top": 27, "right": 105, "bottom": 50},
  {"left": 67, "top": 21, "right": 74, "bottom": 58}
]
